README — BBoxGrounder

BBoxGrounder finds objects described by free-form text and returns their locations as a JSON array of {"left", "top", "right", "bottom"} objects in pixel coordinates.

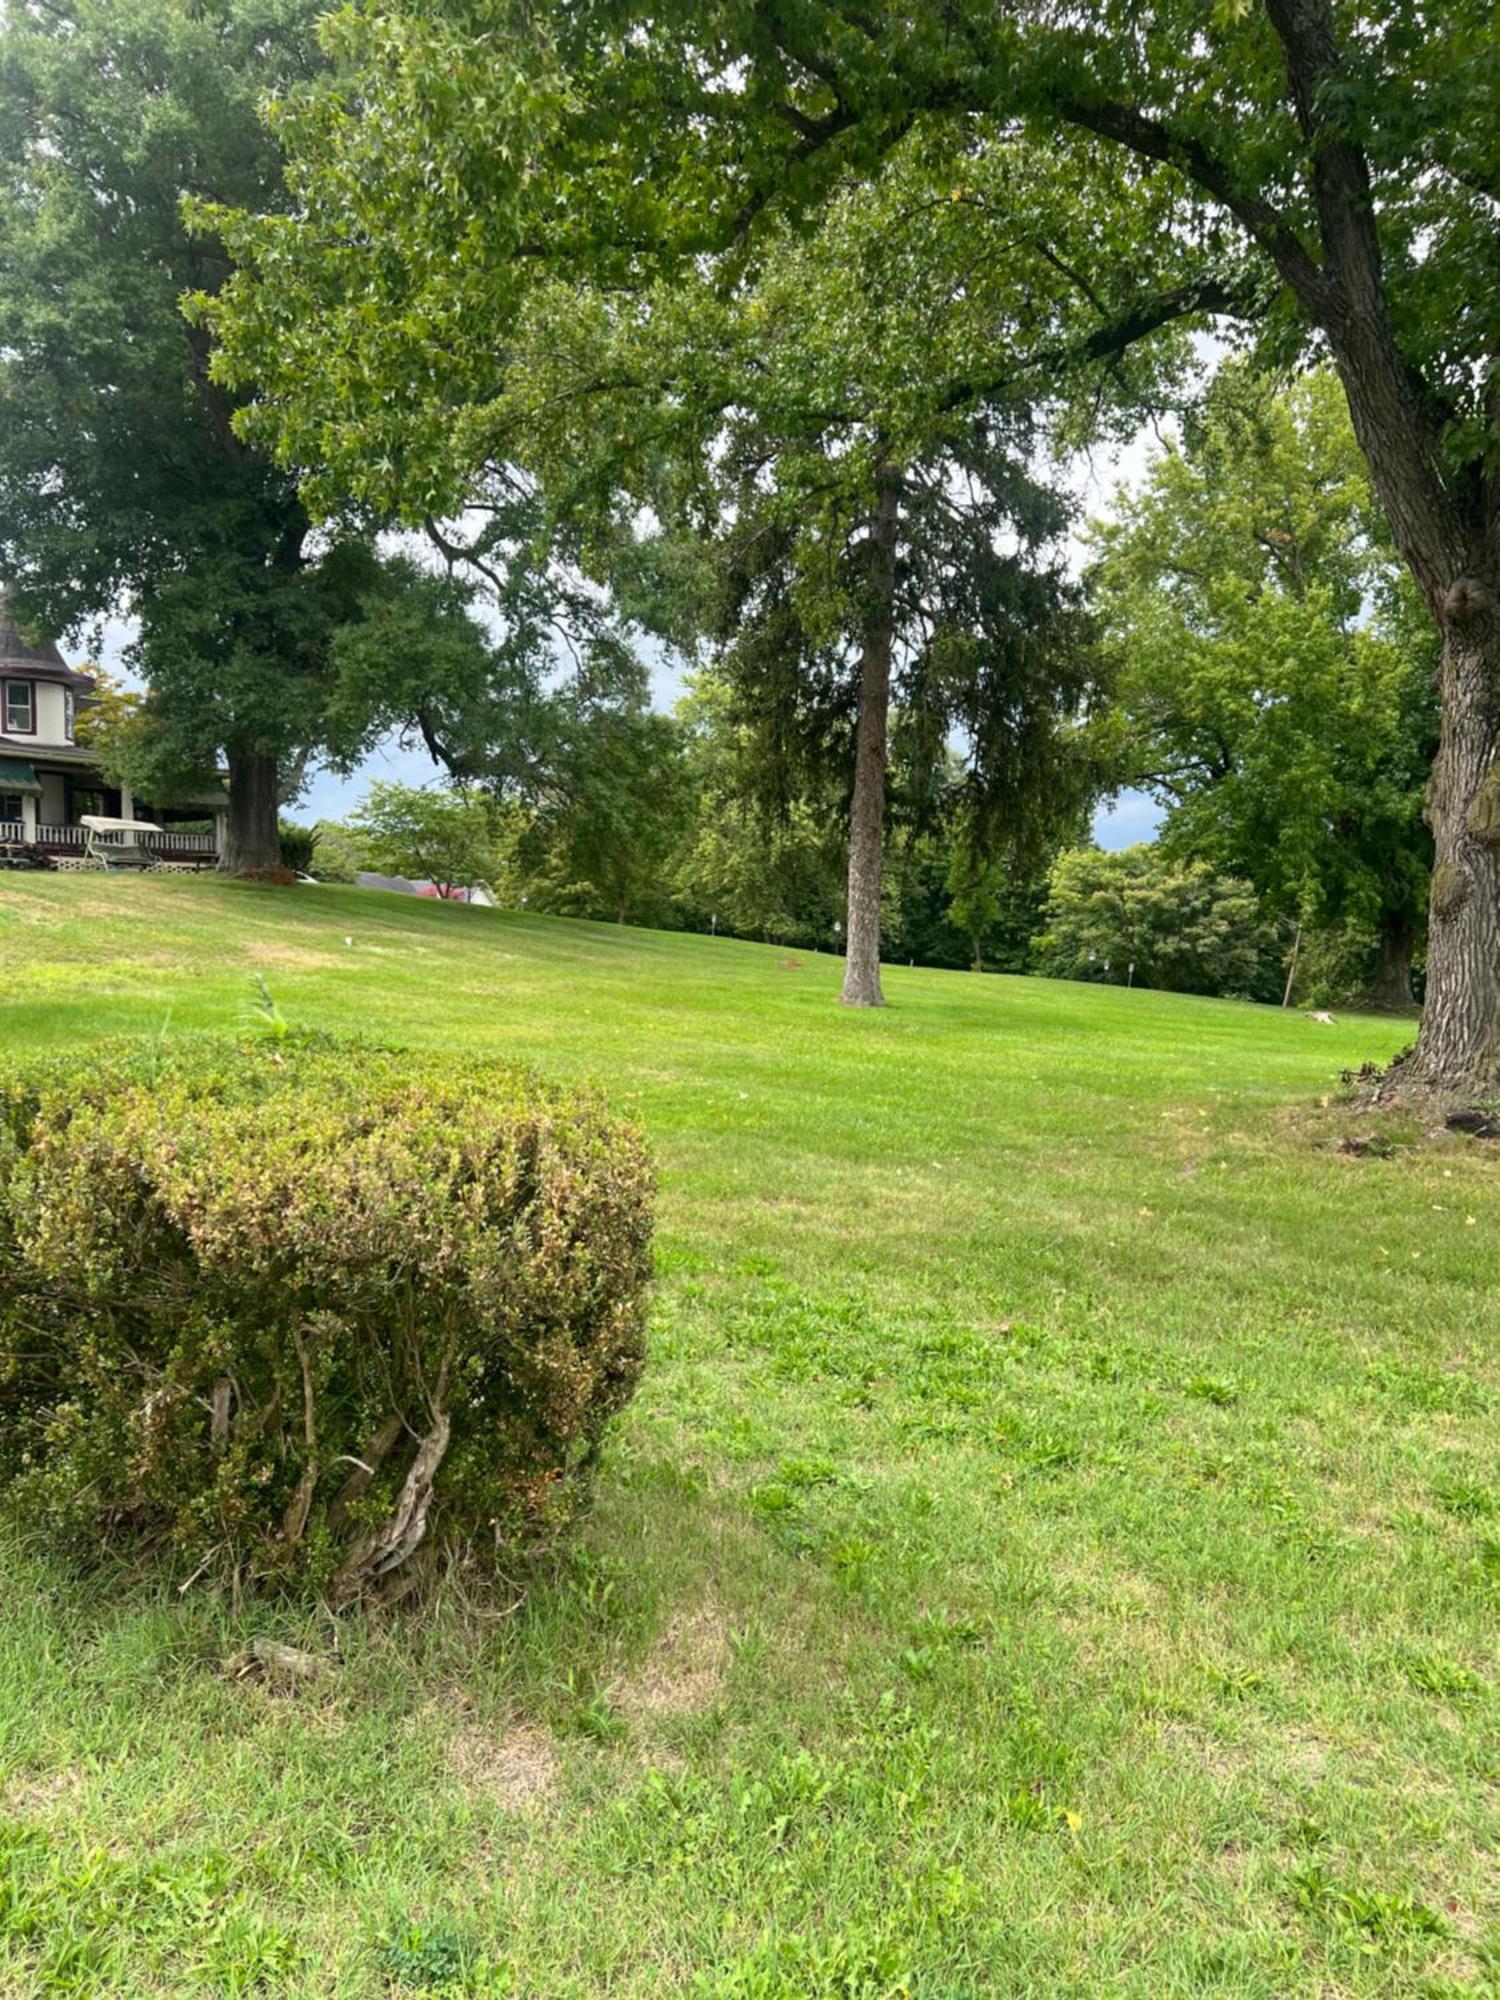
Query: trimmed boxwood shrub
[{"left": 0, "top": 1035, "right": 653, "bottom": 1602}]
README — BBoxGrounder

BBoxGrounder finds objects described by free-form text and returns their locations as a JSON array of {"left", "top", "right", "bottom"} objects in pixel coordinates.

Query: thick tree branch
[
  {"left": 1259, "top": 0, "right": 1471, "bottom": 598},
  {"left": 1049, "top": 93, "right": 1331, "bottom": 315},
  {"left": 937, "top": 273, "right": 1259, "bottom": 416}
]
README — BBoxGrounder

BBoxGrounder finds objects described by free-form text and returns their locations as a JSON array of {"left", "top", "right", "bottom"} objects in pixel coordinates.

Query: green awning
[{"left": 0, "top": 756, "right": 40, "bottom": 796}]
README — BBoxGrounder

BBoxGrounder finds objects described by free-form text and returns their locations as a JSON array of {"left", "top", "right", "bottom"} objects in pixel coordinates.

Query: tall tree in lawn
[
  {"left": 208, "top": 0, "right": 1500, "bottom": 1085},
  {"left": 214, "top": 133, "right": 1145, "bottom": 1003},
  {"left": 670, "top": 166, "right": 1118, "bottom": 1006},
  {"left": 0, "top": 0, "right": 369, "bottom": 872},
  {"left": 700, "top": 417, "right": 1090, "bottom": 1007},
  {"left": 1091, "top": 364, "right": 1438, "bottom": 1007}
]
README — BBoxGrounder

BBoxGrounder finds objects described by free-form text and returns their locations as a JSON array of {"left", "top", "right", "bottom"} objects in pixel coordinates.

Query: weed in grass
[
  {"left": 1435, "top": 1483, "right": 1495, "bottom": 1520},
  {"left": 377, "top": 1917, "right": 475, "bottom": 1989},
  {"left": 1184, "top": 1373, "right": 1240, "bottom": 1406},
  {"left": 1291, "top": 1863, "right": 1448, "bottom": 1944},
  {"left": 1403, "top": 1654, "right": 1487, "bottom": 1699}
]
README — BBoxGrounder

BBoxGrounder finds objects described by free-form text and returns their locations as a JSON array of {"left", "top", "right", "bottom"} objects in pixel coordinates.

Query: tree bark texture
[
  {"left": 220, "top": 748, "right": 283, "bottom": 875},
  {"left": 1401, "top": 600, "right": 1500, "bottom": 1088},
  {"left": 840, "top": 476, "right": 900, "bottom": 1008},
  {"left": 1259, "top": 0, "right": 1499, "bottom": 1092}
]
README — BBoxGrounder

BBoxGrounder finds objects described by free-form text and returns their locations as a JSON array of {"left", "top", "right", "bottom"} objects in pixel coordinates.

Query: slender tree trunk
[
  {"left": 840, "top": 476, "right": 899, "bottom": 1009},
  {"left": 220, "top": 748, "right": 283, "bottom": 875},
  {"left": 1367, "top": 911, "right": 1417, "bottom": 1012},
  {"left": 1396, "top": 597, "right": 1500, "bottom": 1092}
]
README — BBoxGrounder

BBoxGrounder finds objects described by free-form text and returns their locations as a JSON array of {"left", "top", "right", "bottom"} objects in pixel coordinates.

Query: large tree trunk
[
  {"left": 1367, "top": 911, "right": 1417, "bottom": 1012},
  {"left": 1395, "top": 599, "right": 1500, "bottom": 1093},
  {"left": 220, "top": 748, "right": 283, "bottom": 875},
  {"left": 840, "top": 477, "right": 899, "bottom": 1009},
  {"left": 1253, "top": 3, "right": 1500, "bottom": 1095}
]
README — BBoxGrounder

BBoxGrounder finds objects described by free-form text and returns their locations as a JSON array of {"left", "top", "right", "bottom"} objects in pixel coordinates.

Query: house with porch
[{"left": 0, "top": 593, "right": 227, "bottom": 864}]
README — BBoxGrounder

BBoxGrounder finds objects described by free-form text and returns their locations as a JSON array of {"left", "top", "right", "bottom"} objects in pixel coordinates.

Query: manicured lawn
[{"left": 1, "top": 875, "right": 1495, "bottom": 1998}]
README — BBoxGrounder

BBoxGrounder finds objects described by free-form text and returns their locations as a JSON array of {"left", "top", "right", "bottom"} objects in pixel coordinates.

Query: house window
[
  {"left": 3, "top": 681, "right": 34, "bottom": 734},
  {"left": 0, "top": 792, "right": 23, "bottom": 822}
]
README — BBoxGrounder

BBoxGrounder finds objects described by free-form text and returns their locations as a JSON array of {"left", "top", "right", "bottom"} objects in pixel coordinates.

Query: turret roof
[{"left": 0, "top": 590, "right": 96, "bottom": 687}]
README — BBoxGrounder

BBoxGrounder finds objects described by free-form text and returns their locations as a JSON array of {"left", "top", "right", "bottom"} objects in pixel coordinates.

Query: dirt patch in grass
[
  {"left": 0, "top": 889, "right": 119, "bottom": 927},
  {"left": 2, "top": 1768, "right": 82, "bottom": 1816},
  {"left": 618, "top": 1600, "right": 730, "bottom": 1719},
  {"left": 448, "top": 1721, "right": 560, "bottom": 1810},
  {"left": 243, "top": 941, "right": 344, "bottom": 973},
  {"left": 1156, "top": 1718, "right": 1254, "bottom": 1784}
]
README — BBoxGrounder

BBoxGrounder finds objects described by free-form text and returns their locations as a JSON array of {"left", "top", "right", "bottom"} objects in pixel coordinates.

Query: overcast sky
[{"left": 61, "top": 426, "right": 1168, "bottom": 851}]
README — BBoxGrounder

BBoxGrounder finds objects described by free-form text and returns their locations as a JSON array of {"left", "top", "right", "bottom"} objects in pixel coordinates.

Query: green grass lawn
[{"left": 1, "top": 875, "right": 1496, "bottom": 1998}]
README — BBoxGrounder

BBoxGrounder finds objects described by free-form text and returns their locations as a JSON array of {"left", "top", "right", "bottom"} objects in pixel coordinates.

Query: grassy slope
[{"left": 0, "top": 876, "right": 1495, "bottom": 1999}]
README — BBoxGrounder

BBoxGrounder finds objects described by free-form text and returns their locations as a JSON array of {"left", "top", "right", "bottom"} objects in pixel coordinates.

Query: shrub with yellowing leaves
[{"left": 0, "top": 1035, "right": 653, "bottom": 1602}]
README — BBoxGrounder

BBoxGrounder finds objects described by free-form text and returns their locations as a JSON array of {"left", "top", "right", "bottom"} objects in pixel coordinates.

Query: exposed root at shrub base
[{"left": 330, "top": 1411, "right": 451, "bottom": 1605}]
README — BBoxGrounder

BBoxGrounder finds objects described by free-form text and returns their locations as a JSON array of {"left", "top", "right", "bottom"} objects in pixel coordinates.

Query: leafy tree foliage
[
  {"left": 510, "top": 693, "right": 695, "bottom": 927},
  {"left": 0, "top": 1, "right": 513, "bottom": 874},
  {"left": 0, "top": 0, "right": 354, "bottom": 869},
  {"left": 1091, "top": 366, "right": 1437, "bottom": 1006},
  {"left": 351, "top": 782, "right": 500, "bottom": 898},
  {"left": 219, "top": 131, "right": 1128, "bottom": 1003},
  {"left": 1035, "top": 846, "right": 1281, "bottom": 1000},
  {"left": 670, "top": 677, "right": 847, "bottom": 947},
  {"left": 276, "top": 821, "right": 318, "bottom": 875},
  {"left": 310, "top": 819, "right": 371, "bottom": 884}
]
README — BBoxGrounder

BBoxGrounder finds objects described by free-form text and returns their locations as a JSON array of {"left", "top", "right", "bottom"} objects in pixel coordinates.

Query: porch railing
[
  {"left": 0, "top": 822, "right": 218, "bottom": 857},
  {"left": 151, "top": 829, "right": 218, "bottom": 853}
]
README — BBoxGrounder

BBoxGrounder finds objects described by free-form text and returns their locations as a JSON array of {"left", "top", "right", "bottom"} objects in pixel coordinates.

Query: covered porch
[{"left": 0, "top": 755, "right": 226, "bottom": 866}]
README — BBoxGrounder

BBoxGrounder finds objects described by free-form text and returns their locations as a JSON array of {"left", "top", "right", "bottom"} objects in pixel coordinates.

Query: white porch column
[
  {"left": 119, "top": 783, "right": 134, "bottom": 818},
  {"left": 21, "top": 794, "right": 37, "bottom": 838}
]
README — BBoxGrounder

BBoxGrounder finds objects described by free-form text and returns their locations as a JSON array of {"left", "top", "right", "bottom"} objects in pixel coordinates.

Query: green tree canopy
[
  {"left": 510, "top": 691, "right": 695, "bottom": 928},
  {"left": 0, "top": 0, "right": 351, "bottom": 868},
  {"left": 218, "top": 131, "right": 1135, "bottom": 1001},
  {"left": 1035, "top": 845, "right": 1280, "bottom": 1001},
  {"left": 1090, "top": 366, "right": 1437, "bottom": 1006},
  {"left": 350, "top": 781, "right": 500, "bottom": 898},
  {"left": 0, "top": 0, "right": 556, "bottom": 874},
  {"left": 670, "top": 674, "right": 848, "bottom": 947}
]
